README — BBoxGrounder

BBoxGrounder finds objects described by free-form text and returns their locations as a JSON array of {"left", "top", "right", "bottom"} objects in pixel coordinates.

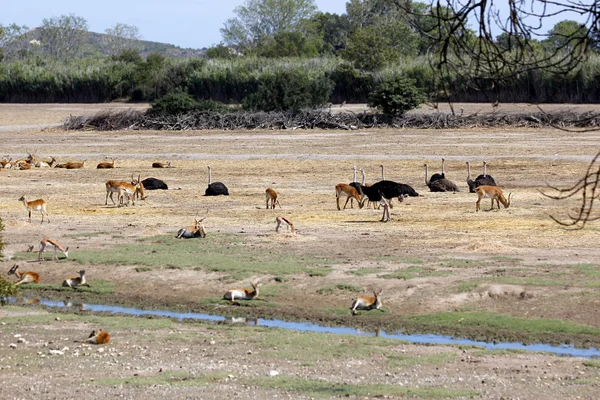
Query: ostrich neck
[
  {"left": 360, "top": 170, "right": 366, "bottom": 185},
  {"left": 467, "top": 163, "right": 471, "bottom": 180},
  {"left": 483, "top": 163, "right": 487, "bottom": 177},
  {"left": 353, "top": 168, "right": 356, "bottom": 183},
  {"left": 381, "top": 166, "right": 385, "bottom": 181},
  {"left": 441, "top": 159, "right": 445, "bottom": 174},
  {"left": 425, "top": 165, "right": 429, "bottom": 185},
  {"left": 208, "top": 168, "right": 212, "bottom": 185}
]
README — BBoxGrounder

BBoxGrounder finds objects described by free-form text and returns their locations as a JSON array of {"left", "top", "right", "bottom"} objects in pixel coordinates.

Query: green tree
[
  {"left": 39, "top": 14, "right": 89, "bottom": 59},
  {"left": 544, "top": 20, "right": 589, "bottom": 53},
  {"left": 103, "top": 23, "right": 143, "bottom": 57},
  {"left": 0, "top": 23, "right": 30, "bottom": 61},
  {"left": 258, "top": 31, "right": 321, "bottom": 57},
  {"left": 221, "top": 0, "right": 318, "bottom": 53},
  {"left": 309, "top": 12, "right": 351, "bottom": 54},
  {"left": 206, "top": 44, "right": 238, "bottom": 59},
  {"left": 368, "top": 77, "right": 425, "bottom": 115}
]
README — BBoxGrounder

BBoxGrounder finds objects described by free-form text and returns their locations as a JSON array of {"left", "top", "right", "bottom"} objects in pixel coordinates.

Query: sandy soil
[{"left": 1, "top": 103, "right": 600, "bottom": 399}]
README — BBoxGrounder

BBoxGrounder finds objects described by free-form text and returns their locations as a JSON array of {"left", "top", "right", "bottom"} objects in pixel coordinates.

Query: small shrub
[
  {"left": 0, "top": 276, "right": 17, "bottom": 306},
  {"left": 368, "top": 77, "right": 425, "bottom": 115}
]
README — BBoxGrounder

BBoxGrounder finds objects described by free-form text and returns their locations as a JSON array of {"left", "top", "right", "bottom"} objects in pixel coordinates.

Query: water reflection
[{"left": 8, "top": 296, "right": 600, "bottom": 359}]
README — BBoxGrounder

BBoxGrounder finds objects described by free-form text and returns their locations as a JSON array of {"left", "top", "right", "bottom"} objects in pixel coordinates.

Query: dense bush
[
  {"left": 147, "top": 92, "right": 230, "bottom": 116},
  {"left": 242, "top": 69, "right": 334, "bottom": 112},
  {"left": 369, "top": 77, "right": 425, "bottom": 115}
]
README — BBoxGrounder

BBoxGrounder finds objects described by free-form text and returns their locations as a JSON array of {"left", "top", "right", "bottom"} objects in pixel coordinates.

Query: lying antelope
[
  {"left": 475, "top": 185, "right": 513, "bottom": 212},
  {"left": 265, "top": 188, "right": 281, "bottom": 209},
  {"left": 38, "top": 237, "right": 69, "bottom": 261},
  {"left": 75, "top": 329, "right": 110, "bottom": 345},
  {"left": 62, "top": 270, "right": 89, "bottom": 289},
  {"left": 152, "top": 161, "right": 173, "bottom": 168},
  {"left": 0, "top": 158, "right": 13, "bottom": 169},
  {"left": 351, "top": 289, "right": 384, "bottom": 315},
  {"left": 335, "top": 183, "right": 363, "bottom": 211},
  {"left": 55, "top": 160, "right": 85, "bottom": 169},
  {"left": 18, "top": 195, "right": 49, "bottom": 223},
  {"left": 275, "top": 216, "right": 296, "bottom": 233},
  {"left": 96, "top": 158, "right": 115, "bottom": 169},
  {"left": 8, "top": 264, "right": 40, "bottom": 286},
  {"left": 14, "top": 161, "right": 32, "bottom": 170},
  {"left": 176, "top": 210, "right": 208, "bottom": 239},
  {"left": 223, "top": 281, "right": 264, "bottom": 304}
]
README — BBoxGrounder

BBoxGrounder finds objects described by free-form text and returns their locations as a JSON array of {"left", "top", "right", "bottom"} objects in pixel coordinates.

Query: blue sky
[
  {"left": 1, "top": 0, "right": 348, "bottom": 49},
  {"left": 2, "top": 1, "right": 590, "bottom": 49}
]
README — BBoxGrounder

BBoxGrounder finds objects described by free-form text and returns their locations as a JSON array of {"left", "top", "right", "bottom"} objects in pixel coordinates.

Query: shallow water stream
[{"left": 10, "top": 297, "right": 600, "bottom": 359}]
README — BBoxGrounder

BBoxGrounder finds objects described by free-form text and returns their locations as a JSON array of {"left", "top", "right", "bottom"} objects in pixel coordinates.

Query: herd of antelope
[{"left": 4, "top": 154, "right": 513, "bottom": 319}]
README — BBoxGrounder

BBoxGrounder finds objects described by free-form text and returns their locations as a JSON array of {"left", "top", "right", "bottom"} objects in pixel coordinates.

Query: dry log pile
[{"left": 63, "top": 109, "right": 600, "bottom": 131}]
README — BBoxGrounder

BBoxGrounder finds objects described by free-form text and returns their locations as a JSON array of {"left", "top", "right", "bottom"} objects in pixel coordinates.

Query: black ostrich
[
  {"left": 375, "top": 165, "right": 419, "bottom": 198},
  {"left": 348, "top": 165, "right": 361, "bottom": 209},
  {"left": 428, "top": 158, "right": 445, "bottom": 183},
  {"left": 466, "top": 161, "right": 497, "bottom": 193},
  {"left": 425, "top": 163, "right": 460, "bottom": 192},
  {"left": 359, "top": 180, "right": 415, "bottom": 222},
  {"left": 142, "top": 177, "right": 168, "bottom": 190},
  {"left": 205, "top": 165, "right": 229, "bottom": 196}
]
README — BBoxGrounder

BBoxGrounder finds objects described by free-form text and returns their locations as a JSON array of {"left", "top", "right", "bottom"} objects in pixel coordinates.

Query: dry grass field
[{"left": 1, "top": 103, "right": 600, "bottom": 399}]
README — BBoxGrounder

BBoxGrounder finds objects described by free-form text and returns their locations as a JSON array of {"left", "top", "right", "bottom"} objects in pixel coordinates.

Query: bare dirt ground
[{"left": 1, "top": 103, "right": 600, "bottom": 399}]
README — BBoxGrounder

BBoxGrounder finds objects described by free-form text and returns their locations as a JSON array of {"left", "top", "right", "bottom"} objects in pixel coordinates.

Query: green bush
[
  {"left": 243, "top": 69, "right": 334, "bottom": 112},
  {"left": 368, "top": 77, "right": 425, "bottom": 115},
  {"left": 147, "top": 92, "right": 230, "bottom": 116}
]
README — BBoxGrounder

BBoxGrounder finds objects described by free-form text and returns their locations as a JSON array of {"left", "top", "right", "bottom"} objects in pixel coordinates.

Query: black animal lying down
[{"left": 142, "top": 177, "right": 168, "bottom": 190}]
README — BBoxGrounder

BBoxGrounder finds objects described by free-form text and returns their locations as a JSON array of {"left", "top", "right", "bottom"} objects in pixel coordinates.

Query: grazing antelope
[
  {"left": 8, "top": 264, "right": 40, "bottom": 286},
  {"left": 275, "top": 216, "right": 296, "bottom": 233},
  {"left": 38, "top": 237, "right": 69, "bottom": 261},
  {"left": 475, "top": 185, "right": 513, "bottom": 212},
  {"left": 335, "top": 183, "right": 363, "bottom": 211},
  {"left": 96, "top": 158, "right": 115, "bottom": 169},
  {"left": 75, "top": 329, "right": 110, "bottom": 345},
  {"left": 350, "top": 289, "right": 384, "bottom": 315},
  {"left": 18, "top": 195, "right": 49, "bottom": 223},
  {"left": 62, "top": 270, "right": 89, "bottom": 289},
  {"left": 104, "top": 175, "right": 146, "bottom": 206},
  {"left": 265, "top": 188, "right": 281, "bottom": 209},
  {"left": 55, "top": 160, "right": 85, "bottom": 169},
  {"left": 152, "top": 161, "right": 173, "bottom": 168},
  {"left": 176, "top": 210, "right": 208, "bottom": 239},
  {"left": 223, "top": 281, "right": 263, "bottom": 304}
]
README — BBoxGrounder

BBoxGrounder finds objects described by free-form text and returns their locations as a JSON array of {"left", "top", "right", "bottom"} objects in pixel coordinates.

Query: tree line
[{"left": 0, "top": 0, "right": 599, "bottom": 108}]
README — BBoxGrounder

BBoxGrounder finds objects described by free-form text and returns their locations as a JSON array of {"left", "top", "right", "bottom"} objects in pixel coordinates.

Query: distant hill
[{"left": 6, "top": 28, "right": 207, "bottom": 59}]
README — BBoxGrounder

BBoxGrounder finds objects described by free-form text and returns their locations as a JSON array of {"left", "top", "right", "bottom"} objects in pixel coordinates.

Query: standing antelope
[
  {"left": 475, "top": 185, "right": 513, "bottom": 212},
  {"left": 176, "top": 210, "right": 208, "bottom": 238},
  {"left": 18, "top": 195, "right": 49, "bottom": 223},
  {"left": 8, "top": 264, "right": 40, "bottom": 286},
  {"left": 152, "top": 161, "right": 173, "bottom": 168},
  {"left": 105, "top": 175, "right": 146, "bottom": 206},
  {"left": 350, "top": 289, "right": 384, "bottom": 315},
  {"left": 63, "top": 270, "right": 89, "bottom": 289},
  {"left": 223, "top": 281, "right": 263, "bottom": 304},
  {"left": 97, "top": 158, "right": 115, "bottom": 169},
  {"left": 75, "top": 329, "right": 110, "bottom": 344},
  {"left": 265, "top": 188, "right": 281, "bottom": 209},
  {"left": 335, "top": 183, "right": 363, "bottom": 211},
  {"left": 275, "top": 216, "right": 296, "bottom": 233},
  {"left": 38, "top": 237, "right": 69, "bottom": 261}
]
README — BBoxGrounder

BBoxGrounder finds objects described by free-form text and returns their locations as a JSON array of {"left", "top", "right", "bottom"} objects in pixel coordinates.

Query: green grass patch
[
  {"left": 2, "top": 311, "right": 174, "bottom": 330},
  {"left": 406, "top": 312, "right": 600, "bottom": 336},
  {"left": 348, "top": 268, "right": 380, "bottom": 276},
  {"left": 379, "top": 266, "right": 448, "bottom": 280},
  {"left": 69, "top": 233, "right": 337, "bottom": 276},
  {"left": 583, "top": 360, "right": 600, "bottom": 368},
  {"left": 479, "top": 277, "right": 565, "bottom": 287},
  {"left": 453, "top": 282, "right": 479, "bottom": 293},
  {"left": 317, "top": 283, "right": 362, "bottom": 295},
  {"left": 17, "top": 280, "right": 114, "bottom": 294},
  {"left": 439, "top": 258, "right": 486, "bottom": 268},
  {"left": 248, "top": 375, "right": 478, "bottom": 398},
  {"left": 64, "top": 231, "right": 110, "bottom": 238},
  {"left": 487, "top": 256, "right": 523, "bottom": 262}
]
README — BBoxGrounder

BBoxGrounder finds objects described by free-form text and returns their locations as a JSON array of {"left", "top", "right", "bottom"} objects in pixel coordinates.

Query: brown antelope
[
  {"left": 104, "top": 175, "right": 146, "bottom": 206},
  {"left": 0, "top": 157, "right": 13, "bottom": 169},
  {"left": 18, "top": 195, "right": 49, "bottom": 223},
  {"left": 96, "top": 158, "right": 115, "bottom": 169},
  {"left": 63, "top": 270, "right": 89, "bottom": 289},
  {"left": 335, "top": 183, "right": 363, "bottom": 211},
  {"left": 8, "top": 264, "right": 40, "bottom": 286},
  {"left": 275, "top": 216, "right": 296, "bottom": 233},
  {"left": 265, "top": 188, "right": 281, "bottom": 209},
  {"left": 38, "top": 237, "right": 69, "bottom": 261},
  {"left": 75, "top": 329, "right": 110, "bottom": 345},
  {"left": 152, "top": 161, "right": 173, "bottom": 168},
  {"left": 176, "top": 210, "right": 208, "bottom": 238},
  {"left": 55, "top": 160, "right": 85, "bottom": 169},
  {"left": 350, "top": 289, "right": 384, "bottom": 315},
  {"left": 475, "top": 185, "right": 513, "bottom": 212},
  {"left": 223, "top": 281, "right": 263, "bottom": 304},
  {"left": 15, "top": 161, "right": 32, "bottom": 170}
]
